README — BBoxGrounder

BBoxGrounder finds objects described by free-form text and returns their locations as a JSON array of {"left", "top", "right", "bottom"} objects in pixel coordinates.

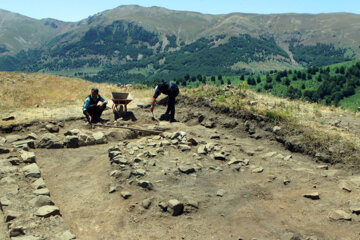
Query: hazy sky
[{"left": 1, "top": 0, "right": 359, "bottom": 22}]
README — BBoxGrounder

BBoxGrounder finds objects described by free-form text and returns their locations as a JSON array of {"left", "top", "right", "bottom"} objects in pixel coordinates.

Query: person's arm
[
  {"left": 83, "top": 97, "right": 91, "bottom": 122},
  {"left": 150, "top": 97, "right": 156, "bottom": 112},
  {"left": 98, "top": 95, "right": 107, "bottom": 108},
  {"left": 150, "top": 87, "right": 161, "bottom": 112}
]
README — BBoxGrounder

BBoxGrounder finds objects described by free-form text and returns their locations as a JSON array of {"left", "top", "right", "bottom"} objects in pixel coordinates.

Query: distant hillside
[
  {"left": 0, "top": 5, "right": 359, "bottom": 82},
  {"left": 0, "top": 9, "right": 73, "bottom": 55}
]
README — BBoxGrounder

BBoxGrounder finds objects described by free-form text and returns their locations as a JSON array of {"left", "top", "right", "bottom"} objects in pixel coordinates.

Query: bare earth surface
[{"left": 1, "top": 100, "right": 360, "bottom": 240}]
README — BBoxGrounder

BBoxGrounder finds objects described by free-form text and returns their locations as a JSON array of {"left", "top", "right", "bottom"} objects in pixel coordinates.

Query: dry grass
[
  {"left": 0, "top": 72, "right": 154, "bottom": 125},
  {"left": 185, "top": 85, "right": 360, "bottom": 160}
]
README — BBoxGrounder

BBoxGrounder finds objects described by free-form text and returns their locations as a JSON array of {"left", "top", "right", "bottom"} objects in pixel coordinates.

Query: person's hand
[
  {"left": 150, "top": 105, "right": 154, "bottom": 112},
  {"left": 88, "top": 115, "right": 92, "bottom": 123}
]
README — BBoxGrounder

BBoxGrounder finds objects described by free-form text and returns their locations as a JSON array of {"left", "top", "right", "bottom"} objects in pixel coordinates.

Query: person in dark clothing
[
  {"left": 150, "top": 81, "right": 179, "bottom": 122},
  {"left": 83, "top": 88, "right": 108, "bottom": 123}
]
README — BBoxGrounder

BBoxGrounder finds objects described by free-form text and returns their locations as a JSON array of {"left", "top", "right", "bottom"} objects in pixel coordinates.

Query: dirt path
[{"left": 2, "top": 103, "right": 360, "bottom": 239}]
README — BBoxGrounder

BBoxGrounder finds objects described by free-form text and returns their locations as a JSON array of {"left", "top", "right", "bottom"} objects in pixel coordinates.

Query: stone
[
  {"left": 158, "top": 201, "right": 168, "bottom": 211},
  {"left": 284, "top": 155, "right": 292, "bottom": 161},
  {"left": 214, "top": 152, "right": 226, "bottom": 160},
  {"left": 9, "top": 227, "right": 25, "bottom": 237},
  {"left": 350, "top": 202, "right": 360, "bottom": 214},
  {"left": 0, "top": 146, "right": 10, "bottom": 154},
  {"left": 8, "top": 156, "right": 20, "bottom": 166},
  {"left": 64, "top": 129, "right": 81, "bottom": 136},
  {"left": 168, "top": 199, "right": 184, "bottom": 216},
  {"left": 109, "top": 151, "right": 122, "bottom": 159},
  {"left": 339, "top": 181, "right": 352, "bottom": 192},
  {"left": 33, "top": 188, "right": 50, "bottom": 196},
  {"left": 0, "top": 136, "right": 6, "bottom": 145},
  {"left": 217, "top": 189, "right": 226, "bottom": 197},
  {"left": 11, "top": 236, "right": 42, "bottom": 240},
  {"left": 25, "top": 133, "right": 38, "bottom": 140},
  {"left": 13, "top": 140, "right": 35, "bottom": 149},
  {"left": 121, "top": 191, "right": 132, "bottom": 199},
  {"left": 198, "top": 145, "right": 207, "bottom": 154},
  {"left": 110, "top": 170, "right": 122, "bottom": 178},
  {"left": 54, "top": 230, "right": 76, "bottom": 240},
  {"left": 20, "top": 151, "right": 36, "bottom": 163},
  {"left": 252, "top": 167, "right": 264, "bottom": 173},
  {"left": 45, "top": 123, "right": 59, "bottom": 133},
  {"left": 316, "top": 165, "right": 328, "bottom": 170},
  {"left": 304, "top": 192, "right": 320, "bottom": 200},
  {"left": 187, "top": 138, "right": 198, "bottom": 146},
  {"left": 160, "top": 140, "right": 171, "bottom": 146},
  {"left": 5, "top": 210, "right": 20, "bottom": 222},
  {"left": 178, "top": 165, "right": 196, "bottom": 174},
  {"left": 272, "top": 126, "right": 281, "bottom": 133},
  {"left": 132, "top": 169, "right": 146, "bottom": 176},
  {"left": 138, "top": 180, "right": 153, "bottom": 190},
  {"left": 22, "top": 163, "right": 41, "bottom": 178},
  {"left": 283, "top": 177, "right": 291, "bottom": 185},
  {"left": 179, "top": 144, "right": 191, "bottom": 151},
  {"left": 2, "top": 116, "right": 15, "bottom": 121},
  {"left": 29, "top": 195, "right": 53, "bottom": 207},
  {"left": 328, "top": 210, "right": 352, "bottom": 221},
  {"left": 185, "top": 198, "right": 199, "bottom": 209},
  {"left": 64, "top": 136, "right": 79, "bottom": 148},
  {"left": 111, "top": 156, "right": 128, "bottom": 165},
  {"left": 93, "top": 132, "right": 107, "bottom": 144},
  {"left": 32, "top": 178, "right": 46, "bottom": 189},
  {"left": 36, "top": 205, "right": 60, "bottom": 217},
  {"left": 37, "top": 133, "right": 63, "bottom": 149},
  {"left": 6, "top": 135, "right": 23, "bottom": 143},
  {"left": 210, "top": 135, "right": 220, "bottom": 139},
  {"left": 142, "top": 199, "right": 152, "bottom": 209}
]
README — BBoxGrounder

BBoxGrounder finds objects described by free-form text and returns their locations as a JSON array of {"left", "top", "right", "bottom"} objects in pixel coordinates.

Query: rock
[
  {"left": 179, "top": 144, "right": 191, "bottom": 151},
  {"left": 187, "top": 138, "right": 198, "bottom": 146},
  {"left": 339, "top": 181, "right": 352, "bottom": 192},
  {"left": 9, "top": 227, "right": 25, "bottom": 237},
  {"left": 37, "top": 133, "right": 63, "bottom": 149},
  {"left": 2, "top": 115, "right": 15, "bottom": 121},
  {"left": 158, "top": 201, "right": 168, "bottom": 212},
  {"left": 11, "top": 235, "right": 42, "bottom": 240},
  {"left": 261, "top": 152, "right": 278, "bottom": 159},
  {"left": 350, "top": 202, "right": 360, "bottom": 214},
  {"left": 283, "top": 177, "right": 291, "bottom": 185},
  {"left": 25, "top": 133, "right": 38, "bottom": 140},
  {"left": 64, "top": 136, "right": 79, "bottom": 148},
  {"left": 36, "top": 205, "right": 60, "bottom": 218},
  {"left": 121, "top": 191, "right": 132, "bottom": 199},
  {"left": 93, "top": 132, "right": 107, "bottom": 144},
  {"left": 328, "top": 210, "right": 352, "bottom": 221},
  {"left": 168, "top": 199, "right": 184, "bottom": 216},
  {"left": 8, "top": 156, "right": 20, "bottom": 166},
  {"left": 284, "top": 155, "right": 292, "bottom": 161},
  {"left": 142, "top": 199, "right": 152, "bottom": 209},
  {"left": 252, "top": 167, "right": 264, "bottom": 173},
  {"left": 64, "top": 129, "right": 81, "bottom": 136},
  {"left": 6, "top": 135, "right": 23, "bottom": 143},
  {"left": 32, "top": 178, "right": 46, "bottom": 189},
  {"left": 0, "top": 136, "right": 6, "bottom": 144},
  {"left": 0, "top": 146, "right": 10, "bottom": 154},
  {"left": 22, "top": 163, "right": 41, "bottom": 178},
  {"left": 178, "top": 165, "right": 196, "bottom": 174},
  {"left": 214, "top": 152, "right": 226, "bottom": 160},
  {"left": 185, "top": 197, "right": 199, "bottom": 209},
  {"left": 111, "top": 155, "right": 128, "bottom": 165},
  {"left": 316, "top": 165, "right": 328, "bottom": 170},
  {"left": 138, "top": 180, "right": 153, "bottom": 190},
  {"left": 304, "top": 192, "right": 320, "bottom": 200},
  {"left": 20, "top": 151, "right": 36, "bottom": 163},
  {"left": 13, "top": 140, "right": 35, "bottom": 149},
  {"left": 54, "top": 230, "right": 76, "bottom": 240},
  {"left": 131, "top": 169, "right": 146, "bottom": 176},
  {"left": 198, "top": 145, "right": 207, "bottom": 154},
  {"left": 201, "top": 120, "right": 215, "bottom": 128},
  {"left": 160, "top": 140, "right": 171, "bottom": 146},
  {"left": 29, "top": 195, "right": 53, "bottom": 207},
  {"left": 109, "top": 151, "right": 122, "bottom": 159},
  {"left": 210, "top": 135, "right": 220, "bottom": 139},
  {"left": 4, "top": 210, "right": 20, "bottom": 222},
  {"left": 272, "top": 126, "right": 281, "bottom": 133},
  {"left": 216, "top": 189, "right": 226, "bottom": 197},
  {"left": 110, "top": 170, "right": 122, "bottom": 178},
  {"left": 45, "top": 123, "right": 59, "bottom": 133},
  {"left": 33, "top": 188, "right": 50, "bottom": 196}
]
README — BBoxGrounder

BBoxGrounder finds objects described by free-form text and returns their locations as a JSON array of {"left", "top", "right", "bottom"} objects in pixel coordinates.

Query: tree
[
  {"left": 276, "top": 74, "right": 281, "bottom": 82},
  {"left": 283, "top": 78, "right": 290, "bottom": 86},
  {"left": 256, "top": 75, "right": 261, "bottom": 83},
  {"left": 227, "top": 79, "right": 231, "bottom": 85},
  {"left": 240, "top": 74, "right": 245, "bottom": 80},
  {"left": 266, "top": 75, "right": 272, "bottom": 83},
  {"left": 197, "top": 74, "right": 202, "bottom": 81},
  {"left": 211, "top": 76, "right": 216, "bottom": 82},
  {"left": 218, "top": 74, "right": 222, "bottom": 81}
]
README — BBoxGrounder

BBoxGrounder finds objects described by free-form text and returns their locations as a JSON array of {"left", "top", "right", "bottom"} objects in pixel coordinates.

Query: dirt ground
[{"left": 1, "top": 100, "right": 360, "bottom": 240}]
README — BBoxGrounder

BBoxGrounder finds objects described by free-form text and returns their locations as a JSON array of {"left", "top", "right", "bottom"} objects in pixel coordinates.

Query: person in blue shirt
[
  {"left": 150, "top": 81, "right": 179, "bottom": 122},
  {"left": 83, "top": 88, "right": 108, "bottom": 123}
]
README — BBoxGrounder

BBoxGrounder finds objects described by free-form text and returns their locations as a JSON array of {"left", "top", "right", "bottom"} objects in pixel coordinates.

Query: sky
[{"left": 0, "top": 0, "right": 359, "bottom": 22}]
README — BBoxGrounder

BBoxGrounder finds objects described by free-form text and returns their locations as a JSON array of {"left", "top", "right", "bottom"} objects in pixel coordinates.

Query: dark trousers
[
  {"left": 165, "top": 91, "right": 179, "bottom": 120},
  {"left": 84, "top": 104, "right": 106, "bottom": 122}
]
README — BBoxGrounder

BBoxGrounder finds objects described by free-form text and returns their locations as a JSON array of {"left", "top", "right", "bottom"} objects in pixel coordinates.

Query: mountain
[
  {"left": 0, "top": 9, "right": 73, "bottom": 55},
  {"left": 0, "top": 5, "right": 359, "bottom": 82}
]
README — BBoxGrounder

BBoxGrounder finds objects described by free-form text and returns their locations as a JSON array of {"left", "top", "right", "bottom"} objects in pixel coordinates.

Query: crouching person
[{"left": 83, "top": 88, "right": 108, "bottom": 123}]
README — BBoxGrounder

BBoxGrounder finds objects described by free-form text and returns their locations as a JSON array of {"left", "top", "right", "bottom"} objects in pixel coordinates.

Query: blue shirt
[{"left": 83, "top": 95, "right": 107, "bottom": 111}]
